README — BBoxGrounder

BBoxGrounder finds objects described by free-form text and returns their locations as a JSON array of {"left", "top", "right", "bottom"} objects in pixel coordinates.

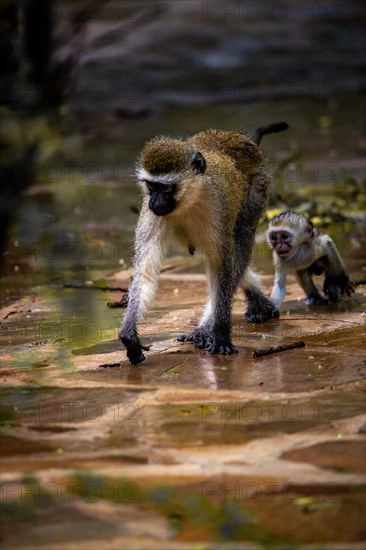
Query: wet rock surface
[{"left": 1, "top": 269, "right": 365, "bottom": 548}]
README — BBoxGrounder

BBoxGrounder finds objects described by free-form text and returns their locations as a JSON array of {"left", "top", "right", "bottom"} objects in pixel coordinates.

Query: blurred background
[{"left": 0, "top": 0, "right": 365, "bottom": 340}]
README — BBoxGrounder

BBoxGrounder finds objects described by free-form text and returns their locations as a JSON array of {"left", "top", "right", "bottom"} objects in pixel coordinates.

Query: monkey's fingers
[
  {"left": 337, "top": 276, "right": 355, "bottom": 297},
  {"left": 205, "top": 338, "right": 238, "bottom": 355},
  {"left": 305, "top": 294, "right": 328, "bottom": 306},
  {"left": 127, "top": 347, "right": 146, "bottom": 365},
  {"left": 177, "top": 333, "right": 194, "bottom": 342},
  {"left": 178, "top": 329, "right": 209, "bottom": 349},
  {"left": 193, "top": 335, "right": 207, "bottom": 349},
  {"left": 323, "top": 278, "right": 339, "bottom": 301},
  {"left": 246, "top": 301, "right": 279, "bottom": 323},
  {"left": 123, "top": 340, "right": 146, "bottom": 364},
  {"left": 120, "top": 335, "right": 147, "bottom": 365},
  {"left": 344, "top": 279, "right": 356, "bottom": 296},
  {"left": 207, "top": 344, "right": 238, "bottom": 355}
]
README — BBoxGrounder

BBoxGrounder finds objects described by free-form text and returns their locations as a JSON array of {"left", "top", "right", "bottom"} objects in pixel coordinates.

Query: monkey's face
[
  {"left": 268, "top": 229, "right": 293, "bottom": 259},
  {"left": 136, "top": 137, "right": 207, "bottom": 217},
  {"left": 145, "top": 180, "right": 177, "bottom": 216},
  {"left": 268, "top": 213, "right": 315, "bottom": 261}
]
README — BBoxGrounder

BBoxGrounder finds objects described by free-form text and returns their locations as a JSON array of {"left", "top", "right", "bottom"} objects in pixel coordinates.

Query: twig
[
  {"left": 354, "top": 279, "right": 366, "bottom": 286},
  {"left": 64, "top": 284, "right": 128, "bottom": 292},
  {"left": 253, "top": 341, "right": 305, "bottom": 358},
  {"left": 160, "top": 358, "right": 190, "bottom": 375},
  {"left": 107, "top": 294, "right": 129, "bottom": 308},
  {"left": 98, "top": 362, "right": 121, "bottom": 369},
  {"left": 282, "top": 317, "right": 359, "bottom": 323}
]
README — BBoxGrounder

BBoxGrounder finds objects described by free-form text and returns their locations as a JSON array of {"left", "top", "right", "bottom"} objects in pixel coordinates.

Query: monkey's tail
[{"left": 252, "top": 122, "right": 288, "bottom": 145}]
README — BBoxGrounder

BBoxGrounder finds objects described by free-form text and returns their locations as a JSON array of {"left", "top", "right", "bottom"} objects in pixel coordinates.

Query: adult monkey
[{"left": 120, "top": 123, "right": 288, "bottom": 365}]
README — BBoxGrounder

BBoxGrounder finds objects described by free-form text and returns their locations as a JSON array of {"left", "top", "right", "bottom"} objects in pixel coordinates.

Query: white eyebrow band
[{"left": 136, "top": 167, "right": 179, "bottom": 184}]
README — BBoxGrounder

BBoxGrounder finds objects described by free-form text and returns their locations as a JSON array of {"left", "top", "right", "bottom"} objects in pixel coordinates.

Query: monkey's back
[
  {"left": 189, "top": 130, "right": 264, "bottom": 176},
  {"left": 188, "top": 130, "right": 267, "bottom": 228}
]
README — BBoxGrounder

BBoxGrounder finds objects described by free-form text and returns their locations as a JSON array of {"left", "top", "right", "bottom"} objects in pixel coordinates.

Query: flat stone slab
[{"left": 1, "top": 266, "right": 365, "bottom": 548}]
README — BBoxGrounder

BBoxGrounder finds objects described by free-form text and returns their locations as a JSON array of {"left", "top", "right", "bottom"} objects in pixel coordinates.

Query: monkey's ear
[
  {"left": 305, "top": 221, "right": 314, "bottom": 240},
  {"left": 191, "top": 152, "right": 206, "bottom": 175}
]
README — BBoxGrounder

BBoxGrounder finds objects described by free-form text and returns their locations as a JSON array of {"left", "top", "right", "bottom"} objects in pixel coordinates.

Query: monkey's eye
[
  {"left": 270, "top": 234, "right": 277, "bottom": 242},
  {"left": 282, "top": 234, "right": 289, "bottom": 240},
  {"left": 145, "top": 181, "right": 155, "bottom": 193},
  {"left": 162, "top": 183, "right": 173, "bottom": 194}
]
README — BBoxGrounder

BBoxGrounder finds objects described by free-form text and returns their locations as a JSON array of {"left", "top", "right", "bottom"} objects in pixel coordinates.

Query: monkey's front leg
[
  {"left": 119, "top": 288, "right": 150, "bottom": 365},
  {"left": 178, "top": 269, "right": 216, "bottom": 348},
  {"left": 119, "top": 276, "right": 150, "bottom": 365},
  {"left": 119, "top": 217, "right": 166, "bottom": 365},
  {"left": 269, "top": 263, "right": 287, "bottom": 308},
  {"left": 179, "top": 262, "right": 237, "bottom": 354}
]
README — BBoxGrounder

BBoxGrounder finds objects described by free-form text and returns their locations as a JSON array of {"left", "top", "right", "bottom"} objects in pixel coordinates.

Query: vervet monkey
[
  {"left": 120, "top": 123, "right": 288, "bottom": 365},
  {"left": 267, "top": 211, "right": 355, "bottom": 307}
]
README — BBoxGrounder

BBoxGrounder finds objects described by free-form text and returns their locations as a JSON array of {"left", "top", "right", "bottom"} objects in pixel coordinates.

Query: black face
[{"left": 145, "top": 181, "right": 177, "bottom": 216}]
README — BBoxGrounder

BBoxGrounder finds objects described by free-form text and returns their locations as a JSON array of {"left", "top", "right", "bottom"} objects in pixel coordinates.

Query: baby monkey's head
[{"left": 267, "top": 211, "right": 314, "bottom": 260}]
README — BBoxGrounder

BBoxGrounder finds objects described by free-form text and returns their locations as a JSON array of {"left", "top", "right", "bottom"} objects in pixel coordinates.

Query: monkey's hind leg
[
  {"left": 177, "top": 269, "right": 215, "bottom": 348},
  {"left": 296, "top": 269, "right": 328, "bottom": 306},
  {"left": 179, "top": 257, "right": 238, "bottom": 355},
  {"left": 178, "top": 269, "right": 236, "bottom": 354},
  {"left": 204, "top": 261, "right": 238, "bottom": 355},
  {"left": 296, "top": 267, "right": 328, "bottom": 306},
  {"left": 241, "top": 269, "right": 280, "bottom": 322}
]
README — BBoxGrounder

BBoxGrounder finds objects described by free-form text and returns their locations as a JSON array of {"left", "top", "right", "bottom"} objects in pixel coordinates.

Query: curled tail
[{"left": 252, "top": 122, "right": 288, "bottom": 145}]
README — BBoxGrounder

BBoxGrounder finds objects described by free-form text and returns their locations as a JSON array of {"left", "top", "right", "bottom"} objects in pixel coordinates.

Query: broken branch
[
  {"left": 253, "top": 341, "right": 305, "bottom": 358},
  {"left": 107, "top": 294, "right": 129, "bottom": 308},
  {"left": 64, "top": 284, "right": 128, "bottom": 292}
]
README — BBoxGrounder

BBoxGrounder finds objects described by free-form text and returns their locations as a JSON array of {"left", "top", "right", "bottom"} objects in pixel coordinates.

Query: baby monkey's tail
[{"left": 252, "top": 122, "right": 288, "bottom": 145}]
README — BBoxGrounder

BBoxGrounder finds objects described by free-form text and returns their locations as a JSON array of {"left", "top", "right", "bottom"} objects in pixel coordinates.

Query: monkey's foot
[
  {"left": 178, "top": 328, "right": 209, "bottom": 349},
  {"left": 245, "top": 299, "right": 280, "bottom": 323},
  {"left": 120, "top": 335, "right": 150, "bottom": 365},
  {"left": 324, "top": 274, "right": 355, "bottom": 302},
  {"left": 305, "top": 294, "right": 328, "bottom": 306},
  {"left": 178, "top": 329, "right": 238, "bottom": 355},
  {"left": 205, "top": 337, "right": 238, "bottom": 355},
  {"left": 177, "top": 331, "right": 195, "bottom": 342}
]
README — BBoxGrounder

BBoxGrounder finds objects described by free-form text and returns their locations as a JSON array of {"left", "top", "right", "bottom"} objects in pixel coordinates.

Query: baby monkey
[{"left": 267, "top": 211, "right": 355, "bottom": 308}]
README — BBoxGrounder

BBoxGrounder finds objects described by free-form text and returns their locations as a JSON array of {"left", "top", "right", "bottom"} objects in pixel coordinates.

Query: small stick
[
  {"left": 64, "top": 284, "right": 128, "bottom": 292},
  {"left": 107, "top": 294, "right": 129, "bottom": 308},
  {"left": 160, "top": 358, "right": 190, "bottom": 375},
  {"left": 252, "top": 341, "right": 305, "bottom": 358},
  {"left": 98, "top": 362, "right": 121, "bottom": 368}
]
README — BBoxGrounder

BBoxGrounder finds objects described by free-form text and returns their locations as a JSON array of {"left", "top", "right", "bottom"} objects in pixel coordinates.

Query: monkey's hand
[
  {"left": 323, "top": 273, "right": 355, "bottom": 303},
  {"left": 120, "top": 333, "right": 150, "bottom": 365}
]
